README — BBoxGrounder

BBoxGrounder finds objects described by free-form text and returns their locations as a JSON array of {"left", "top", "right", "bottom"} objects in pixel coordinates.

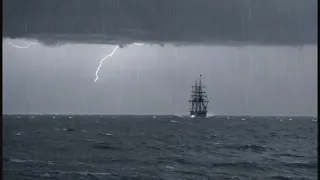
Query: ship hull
[{"left": 190, "top": 111, "right": 207, "bottom": 118}]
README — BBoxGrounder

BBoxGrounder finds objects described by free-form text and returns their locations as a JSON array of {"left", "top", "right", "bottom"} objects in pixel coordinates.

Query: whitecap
[
  {"left": 99, "top": 133, "right": 112, "bottom": 136},
  {"left": 169, "top": 120, "right": 178, "bottom": 123},
  {"left": 10, "top": 158, "right": 28, "bottom": 163},
  {"left": 16, "top": 132, "right": 22, "bottom": 136},
  {"left": 165, "top": 166, "right": 174, "bottom": 170},
  {"left": 43, "top": 173, "right": 50, "bottom": 177},
  {"left": 206, "top": 113, "right": 215, "bottom": 117}
]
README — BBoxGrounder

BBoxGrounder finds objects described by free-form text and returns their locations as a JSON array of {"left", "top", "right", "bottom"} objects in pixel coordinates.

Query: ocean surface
[{"left": 3, "top": 115, "right": 318, "bottom": 180}]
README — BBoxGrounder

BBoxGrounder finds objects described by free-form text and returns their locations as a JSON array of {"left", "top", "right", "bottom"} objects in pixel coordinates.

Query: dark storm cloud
[{"left": 3, "top": 0, "right": 317, "bottom": 45}]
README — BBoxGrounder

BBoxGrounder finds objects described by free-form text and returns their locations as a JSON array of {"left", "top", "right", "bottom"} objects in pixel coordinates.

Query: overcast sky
[
  {"left": 3, "top": 0, "right": 317, "bottom": 45},
  {"left": 3, "top": 0, "right": 317, "bottom": 116}
]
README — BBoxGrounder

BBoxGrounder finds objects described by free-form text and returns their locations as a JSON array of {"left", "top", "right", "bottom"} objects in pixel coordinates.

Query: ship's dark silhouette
[{"left": 189, "top": 75, "right": 209, "bottom": 118}]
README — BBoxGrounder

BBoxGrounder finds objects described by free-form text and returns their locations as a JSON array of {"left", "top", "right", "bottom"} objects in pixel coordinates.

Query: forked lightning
[
  {"left": 7, "top": 39, "right": 144, "bottom": 83},
  {"left": 94, "top": 43, "right": 144, "bottom": 82},
  {"left": 7, "top": 39, "right": 38, "bottom": 48}
]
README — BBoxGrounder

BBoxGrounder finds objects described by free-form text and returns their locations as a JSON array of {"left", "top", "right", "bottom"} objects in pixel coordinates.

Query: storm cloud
[{"left": 3, "top": 0, "right": 317, "bottom": 46}]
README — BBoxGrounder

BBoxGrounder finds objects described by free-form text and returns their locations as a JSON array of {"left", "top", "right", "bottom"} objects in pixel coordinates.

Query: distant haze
[{"left": 2, "top": 0, "right": 317, "bottom": 116}]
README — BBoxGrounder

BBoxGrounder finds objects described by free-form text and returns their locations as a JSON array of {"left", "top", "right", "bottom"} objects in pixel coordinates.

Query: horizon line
[{"left": 2, "top": 113, "right": 316, "bottom": 117}]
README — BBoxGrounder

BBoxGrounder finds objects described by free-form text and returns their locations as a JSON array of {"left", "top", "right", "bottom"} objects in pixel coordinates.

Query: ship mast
[{"left": 189, "top": 75, "right": 209, "bottom": 114}]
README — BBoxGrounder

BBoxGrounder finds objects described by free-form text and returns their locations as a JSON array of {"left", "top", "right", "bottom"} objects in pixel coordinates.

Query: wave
[
  {"left": 271, "top": 153, "right": 305, "bottom": 158},
  {"left": 206, "top": 112, "right": 215, "bottom": 117},
  {"left": 169, "top": 120, "right": 179, "bottom": 123},
  {"left": 283, "top": 161, "right": 317, "bottom": 169},
  {"left": 283, "top": 134, "right": 308, "bottom": 139},
  {"left": 172, "top": 114, "right": 188, "bottom": 118},
  {"left": 4, "top": 158, "right": 56, "bottom": 165},
  {"left": 172, "top": 169, "right": 206, "bottom": 177},
  {"left": 92, "top": 143, "right": 123, "bottom": 151},
  {"left": 6, "top": 168, "right": 162, "bottom": 179},
  {"left": 271, "top": 175, "right": 294, "bottom": 180},
  {"left": 97, "top": 133, "right": 113, "bottom": 136},
  {"left": 81, "top": 130, "right": 89, "bottom": 133},
  {"left": 86, "top": 139, "right": 104, "bottom": 143},
  {"left": 223, "top": 144, "right": 269, "bottom": 153},
  {"left": 211, "top": 161, "right": 267, "bottom": 171},
  {"left": 173, "top": 113, "right": 215, "bottom": 118},
  {"left": 4, "top": 169, "right": 112, "bottom": 178},
  {"left": 54, "top": 128, "right": 75, "bottom": 132},
  {"left": 65, "top": 128, "right": 75, "bottom": 132}
]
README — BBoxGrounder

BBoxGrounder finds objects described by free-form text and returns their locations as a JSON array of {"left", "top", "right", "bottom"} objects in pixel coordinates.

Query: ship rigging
[{"left": 189, "top": 75, "right": 209, "bottom": 118}]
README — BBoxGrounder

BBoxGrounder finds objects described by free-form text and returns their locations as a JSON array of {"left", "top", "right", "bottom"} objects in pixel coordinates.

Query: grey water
[{"left": 3, "top": 115, "right": 318, "bottom": 180}]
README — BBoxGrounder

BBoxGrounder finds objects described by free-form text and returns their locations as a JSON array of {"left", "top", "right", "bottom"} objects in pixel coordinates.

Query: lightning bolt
[
  {"left": 7, "top": 39, "right": 38, "bottom": 48},
  {"left": 7, "top": 38, "right": 144, "bottom": 83},
  {"left": 94, "top": 42, "right": 144, "bottom": 82}
]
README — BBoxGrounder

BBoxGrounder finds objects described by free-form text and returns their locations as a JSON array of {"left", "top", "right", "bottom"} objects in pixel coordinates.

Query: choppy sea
[{"left": 3, "top": 115, "right": 318, "bottom": 180}]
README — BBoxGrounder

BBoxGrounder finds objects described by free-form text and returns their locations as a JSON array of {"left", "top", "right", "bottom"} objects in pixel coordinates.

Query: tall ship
[{"left": 189, "top": 75, "right": 209, "bottom": 118}]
